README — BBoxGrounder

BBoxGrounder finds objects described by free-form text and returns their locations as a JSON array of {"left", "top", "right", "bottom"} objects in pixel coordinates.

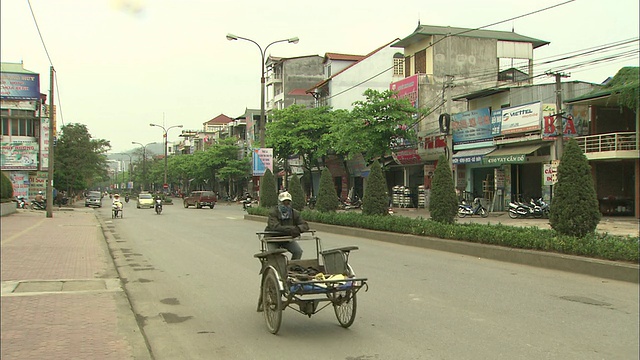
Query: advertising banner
[
  {"left": 9, "top": 171, "right": 30, "bottom": 198},
  {"left": 542, "top": 104, "right": 589, "bottom": 140},
  {"left": 252, "top": 148, "right": 273, "bottom": 176},
  {"left": 491, "top": 101, "right": 542, "bottom": 135},
  {"left": 40, "top": 118, "right": 50, "bottom": 170},
  {"left": 28, "top": 171, "right": 48, "bottom": 195},
  {"left": 451, "top": 107, "right": 492, "bottom": 144},
  {"left": 1, "top": 140, "right": 39, "bottom": 170},
  {"left": 0, "top": 72, "right": 40, "bottom": 99},
  {"left": 392, "top": 148, "right": 422, "bottom": 165},
  {"left": 390, "top": 74, "right": 419, "bottom": 107}
]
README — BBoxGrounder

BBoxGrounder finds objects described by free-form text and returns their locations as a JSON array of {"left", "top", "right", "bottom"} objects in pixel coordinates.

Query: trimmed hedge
[{"left": 247, "top": 206, "right": 638, "bottom": 263}]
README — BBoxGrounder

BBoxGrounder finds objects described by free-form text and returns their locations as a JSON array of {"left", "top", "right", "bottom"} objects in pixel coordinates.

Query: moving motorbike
[
  {"left": 30, "top": 200, "right": 46, "bottom": 210},
  {"left": 457, "top": 197, "right": 488, "bottom": 218},
  {"left": 124, "top": 194, "right": 130, "bottom": 203},
  {"left": 155, "top": 199, "right": 163, "bottom": 214},
  {"left": 242, "top": 195, "right": 253, "bottom": 211},
  {"left": 112, "top": 201, "right": 123, "bottom": 218}
]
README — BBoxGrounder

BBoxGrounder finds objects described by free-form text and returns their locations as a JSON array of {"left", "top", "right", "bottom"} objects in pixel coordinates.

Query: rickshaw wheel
[
  {"left": 334, "top": 290, "right": 357, "bottom": 328},
  {"left": 262, "top": 269, "right": 282, "bottom": 334}
]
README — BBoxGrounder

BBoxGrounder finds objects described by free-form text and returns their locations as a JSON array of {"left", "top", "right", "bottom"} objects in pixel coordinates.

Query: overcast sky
[{"left": 1, "top": 0, "right": 638, "bottom": 153}]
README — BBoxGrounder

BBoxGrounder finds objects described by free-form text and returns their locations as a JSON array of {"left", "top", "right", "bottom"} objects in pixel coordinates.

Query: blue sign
[
  {"left": 0, "top": 72, "right": 40, "bottom": 100},
  {"left": 452, "top": 108, "right": 492, "bottom": 145}
]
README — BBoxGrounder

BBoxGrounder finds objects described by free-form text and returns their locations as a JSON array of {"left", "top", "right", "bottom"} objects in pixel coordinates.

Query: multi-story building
[
  {"left": 386, "top": 24, "right": 549, "bottom": 202},
  {"left": 265, "top": 55, "right": 324, "bottom": 113},
  {"left": 1, "top": 62, "right": 51, "bottom": 200}
]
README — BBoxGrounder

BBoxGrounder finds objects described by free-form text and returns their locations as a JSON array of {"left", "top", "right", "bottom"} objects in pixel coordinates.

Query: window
[
  {"left": 393, "top": 53, "right": 404, "bottom": 76},
  {"left": 415, "top": 49, "right": 426, "bottom": 74}
]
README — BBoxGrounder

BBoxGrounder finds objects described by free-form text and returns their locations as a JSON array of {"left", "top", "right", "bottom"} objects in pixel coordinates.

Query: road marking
[{"left": 0, "top": 218, "right": 46, "bottom": 245}]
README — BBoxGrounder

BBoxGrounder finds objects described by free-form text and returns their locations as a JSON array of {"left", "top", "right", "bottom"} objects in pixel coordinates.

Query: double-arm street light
[
  {"left": 132, "top": 141, "right": 156, "bottom": 191},
  {"left": 149, "top": 123, "right": 183, "bottom": 191},
  {"left": 226, "top": 33, "right": 299, "bottom": 148}
]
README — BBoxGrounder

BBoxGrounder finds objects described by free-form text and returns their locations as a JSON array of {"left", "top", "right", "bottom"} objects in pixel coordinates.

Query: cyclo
[{"left": 254, "top": 230, "right": 368, "bottom": 334}]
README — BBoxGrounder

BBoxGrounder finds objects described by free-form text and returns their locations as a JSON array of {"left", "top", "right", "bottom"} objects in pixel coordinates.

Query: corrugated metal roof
[
  {"left": 392, "top": 24, "right": 549, "bottom": 49},
  {"left": 0, "top": 62, "right": 38, "bottom": 74},
  {"left": 323, "top": 53, "right": 365, "bottom": 62}
]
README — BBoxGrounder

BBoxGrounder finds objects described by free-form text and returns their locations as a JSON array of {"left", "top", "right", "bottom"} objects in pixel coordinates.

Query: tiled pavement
[{"left": 1, "top": 206, "right": 150, "bottom": 360}]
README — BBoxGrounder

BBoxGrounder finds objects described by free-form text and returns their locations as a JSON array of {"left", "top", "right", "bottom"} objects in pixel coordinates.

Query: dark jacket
[{"left": 265, "top": 205, "right": 309, "bottom": 236}]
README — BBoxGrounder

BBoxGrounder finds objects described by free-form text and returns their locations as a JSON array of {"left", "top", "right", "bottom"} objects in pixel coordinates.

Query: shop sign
[
  {"left": 452, "top": 107, "right": 492, "bottom": 144},
  {"left": 491, "top": 101, "right": 542, "bottom": 135},
  {"left": 392, "top": 148, "right": 422, "bottom": 165},
  {"left": 483, "top": 154, "right": 526, "bottom": 165},
  {"left": 1, "top": 140, "right": 39, "bottom": 170},
  {"left": 543, "top": 161, "right": 559, "bottom": 185}
]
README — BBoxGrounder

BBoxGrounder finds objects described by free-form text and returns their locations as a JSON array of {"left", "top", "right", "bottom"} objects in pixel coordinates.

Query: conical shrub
[
  {"left": 288, "top": 173, "right": 305, "bottom": 211},
  {"left": 549, "top": 138, "right": 601, "bottom": 237},
  {"left": 1, "top": 171, "right": 14, "bottom": 199},
  {"left": 429, "top": 155, "right": 458, "bottom": 224},
  {"left": 259, "top": 168, "right": 278, "bottom": 208},
  {"left": 316, "top": 167, "right": 338, "bottom": 212},
  {"left": 362, "top": 160, "right": 389, "bottom": 216}
]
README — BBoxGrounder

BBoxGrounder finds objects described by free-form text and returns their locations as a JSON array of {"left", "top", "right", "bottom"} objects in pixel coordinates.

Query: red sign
[{"left": 163, "top": 183, "right": 168, "bottom": 189}]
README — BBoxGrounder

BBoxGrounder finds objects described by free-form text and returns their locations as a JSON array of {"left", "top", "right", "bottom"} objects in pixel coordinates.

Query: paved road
[{"left": 100, "top": 202, "right": 639, "bottom": 360}]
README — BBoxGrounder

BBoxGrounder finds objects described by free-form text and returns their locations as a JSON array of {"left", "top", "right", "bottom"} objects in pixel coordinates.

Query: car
[
  {"left": 183, "top": 190, "right": 217, "bottom": 209},
  {"left": 136, "top": 193, "right": 154, "bottom": 209},
  {"left": 85, "top": 191, "right": 102, "bottom": 208}
]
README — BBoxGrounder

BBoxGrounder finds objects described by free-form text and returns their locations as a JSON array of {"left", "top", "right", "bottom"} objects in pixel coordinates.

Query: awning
[
  {"left": 452, "top": 146, "right": 496, "bottom": 164},
  {"left": 483, "top": 144, "right": 543, "bottom": 165}
]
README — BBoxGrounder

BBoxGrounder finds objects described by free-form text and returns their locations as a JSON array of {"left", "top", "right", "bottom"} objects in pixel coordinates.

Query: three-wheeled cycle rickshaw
[{"left": 254, "top": 230, "right": 368, "bottom": 334}]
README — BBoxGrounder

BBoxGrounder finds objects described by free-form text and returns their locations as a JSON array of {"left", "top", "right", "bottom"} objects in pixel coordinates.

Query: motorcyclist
[
  {"left": 264, "top": 191, "right": 309, "bottom": 260},
  {"left": 242, "top": 192, "right": 252, "bottom": 210},
  {"left": 34, "top": 191, "right": 45, "bottom": 207},
  {"left": 154, "top": 194, "right": 163, "bottom": 211},
  {"left": 124, "top": 194, "right": 130, "bottom": 203}
]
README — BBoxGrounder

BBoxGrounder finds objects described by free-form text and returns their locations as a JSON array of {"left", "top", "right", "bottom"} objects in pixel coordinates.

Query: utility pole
[
  {"left": 46, "top": 66, "right": 55, "bottom": 218},
  {"left": 546, "top": 71, "right": 570, "bottom": 160}
]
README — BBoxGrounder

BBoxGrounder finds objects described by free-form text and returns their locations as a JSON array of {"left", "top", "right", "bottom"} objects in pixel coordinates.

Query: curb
[{"left": 244, "top": 214, "right": 639, "bottom": 283}]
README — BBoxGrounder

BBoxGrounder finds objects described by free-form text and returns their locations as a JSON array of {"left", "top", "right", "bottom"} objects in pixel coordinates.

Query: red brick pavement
[{"left": 1, "top": 207, "right": 150, "bottom": 360}]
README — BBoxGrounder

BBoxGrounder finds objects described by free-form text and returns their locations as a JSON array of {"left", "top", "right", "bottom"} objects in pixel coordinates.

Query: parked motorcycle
[
  {"left": 155, "top": 199, "right": 163, "bottom": 215},
  {"left": 508, "top": 197, "right": 549, "bottom": 219},
  {"left": 457, "top": 198, "right": 488, "bottom": 218},
  {"left": 16, "top": 196, "right": 28, "bottom": 209},
  {"left": 341, "top": 196, "right": 362, "bottom": 210}
]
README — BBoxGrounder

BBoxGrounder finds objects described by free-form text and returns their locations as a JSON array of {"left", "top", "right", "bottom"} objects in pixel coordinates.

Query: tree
[
  {"left": 288, "top": 173, "right": 305, "bottom": 211},
  {"left": 549, "top": 138, "right": 601, "bottom": 237},
  {"left": 429, "top": 155, "right": 458, "bottom": 224},
  {"left": 54, "top": 123, "right": 111, "bottom": 193},
  {"left": 316, "top": 167, "right": 338, "bottom": 212},
  {"left": 266, "top": 105, "right": 334, "bottom": 193},
  {"left": 362, "top": 160, "right": 389, "bottom": 216},
  {"left": 328, "top": 89, "right": 424, "bottom": 162},
  {"left": 259, "top": 168, "right": 278, "bottom": 208}
]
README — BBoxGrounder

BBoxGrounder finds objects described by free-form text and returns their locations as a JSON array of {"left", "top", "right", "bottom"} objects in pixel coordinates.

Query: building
[
  {"left": 265, "top": 55, "right": 325, "bottom": 113},
  {"left": 1, "top": 62, "right": 51, "bottom": 200},
  {"left": 386, "top": 23, "right": 549, "bottom": 204},
  {"left": 565, "top": 67, "right": 639, "bottom": 218}
]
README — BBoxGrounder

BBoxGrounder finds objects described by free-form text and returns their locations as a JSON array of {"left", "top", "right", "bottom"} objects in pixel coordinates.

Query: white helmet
[{"left": 278, "top": 191, "right": 292, "bottom": 202}]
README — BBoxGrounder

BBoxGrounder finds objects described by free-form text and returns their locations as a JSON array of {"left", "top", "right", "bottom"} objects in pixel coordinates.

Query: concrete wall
[{"left": 1, "top": 201, "right": 17, "bottom": 217}]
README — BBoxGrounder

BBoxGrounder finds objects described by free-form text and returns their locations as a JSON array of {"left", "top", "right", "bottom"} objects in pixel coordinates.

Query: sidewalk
[
  {"left": 390, "top": 207, "right": 640, "bottom": 238},
  {"left": 0, "top": 205, "right": 150, "bottom": 360}
]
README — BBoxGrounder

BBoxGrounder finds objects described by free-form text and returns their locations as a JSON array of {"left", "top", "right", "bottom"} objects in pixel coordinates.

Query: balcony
[
  {"left": 575, "top": 132, "right": 638, "bottom": 160},
  {"left": 265, "top": 72, "right": 282, "bottom": 85}
]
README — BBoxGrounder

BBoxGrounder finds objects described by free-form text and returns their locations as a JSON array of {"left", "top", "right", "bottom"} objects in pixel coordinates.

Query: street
[{"left": 97, "top": 201, "right": 639, "bottom": 360}]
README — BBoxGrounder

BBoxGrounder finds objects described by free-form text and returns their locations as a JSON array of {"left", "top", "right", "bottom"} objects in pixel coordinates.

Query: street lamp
[
  {"left": 226, "top": 33, "right": 299, "bottom": 148},
  {"left": 132, "top": 141, "right": 156, "bottom": 191},
  {"left": 149, "top": 123, "right": 183, "bottom": 192}
]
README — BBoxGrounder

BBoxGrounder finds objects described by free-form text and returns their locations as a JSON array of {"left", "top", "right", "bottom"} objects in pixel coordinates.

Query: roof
[
  {"left": 266, "top": 54, "right": 322, "bottom": 66},
  {"left": 204, "top": 114, "right": 233, "bottom": 125},
  {"left": 453, "top": 81, "right": 596, "bottom": 101},
  {"left": 309, "top": 39, "right": 400, "bottom": 92},
  {"left": 0, "top": 62, "right": 38, "bottom": 74},
  {"left": 323, "top": 53, "right": 365, "bottom": 63},
  {"left": 392, "top": 24, "right": 549, "bottom": 49},
  {"left": 565, "top": 67, "right": 639, "bottom": 107},
  {"left": 288, "top": 88, "right": 313, "bottom": 96}
]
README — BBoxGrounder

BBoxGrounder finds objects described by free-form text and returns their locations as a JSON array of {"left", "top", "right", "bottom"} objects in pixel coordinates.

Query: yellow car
[{"left": 136, "top": 193, "right": 154, "bottom": 208}]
